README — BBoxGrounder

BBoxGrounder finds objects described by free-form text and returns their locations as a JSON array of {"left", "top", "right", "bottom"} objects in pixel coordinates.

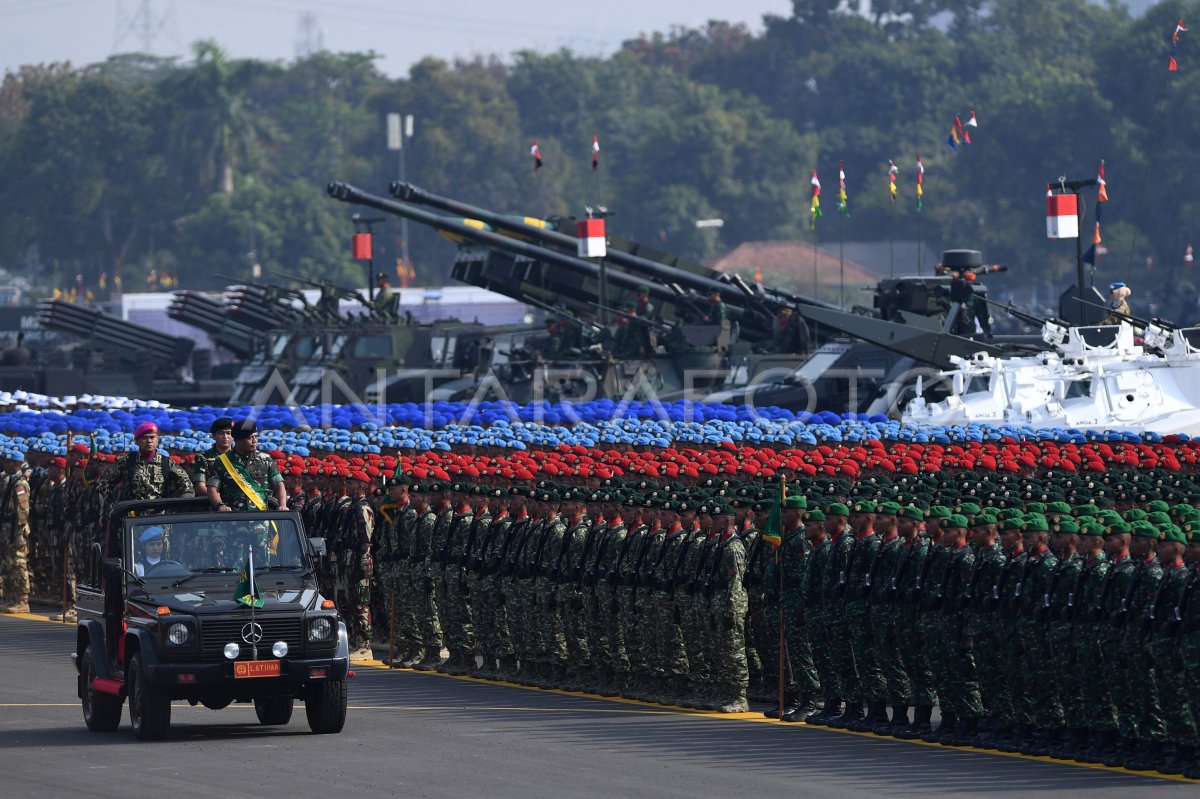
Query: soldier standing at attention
[
  {"left": 0, "top": 451, "right": 32, "bottom": 614},
  {"left": 98, "top": 422, "right": 193, "bottom": 503},
  {"left": 206, "top": 420, "right": 287, "bottom": 512},
  {"left": 193, "top": 417, "right": 234, "bottom": 498}
]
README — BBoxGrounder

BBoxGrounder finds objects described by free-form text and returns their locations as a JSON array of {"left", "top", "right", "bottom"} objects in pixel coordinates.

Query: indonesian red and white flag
[
  {"left": 531, "top": 138, "right": 543, "bottom": 170},
  {"left": 591, "top": 134, "right": 599, "bottom": 171}
]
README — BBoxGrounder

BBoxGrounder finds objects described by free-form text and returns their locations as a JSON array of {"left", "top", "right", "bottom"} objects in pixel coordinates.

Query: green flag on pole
[{"left": 234, "top": 556, "right": 264, "bottom": 608}]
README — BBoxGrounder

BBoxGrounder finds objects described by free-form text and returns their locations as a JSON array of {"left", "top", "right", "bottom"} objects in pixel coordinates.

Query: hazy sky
[{"left": 0, "top": 0, "right": 795, "bottom": 77}]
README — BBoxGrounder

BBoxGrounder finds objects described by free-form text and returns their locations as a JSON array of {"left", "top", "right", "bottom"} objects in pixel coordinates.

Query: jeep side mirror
[
  {"left": 308, "top": 537, "right": 327, "bottom": 557},
  {"left": 102, "top": 557, "right": 123, "bottom": 573}
]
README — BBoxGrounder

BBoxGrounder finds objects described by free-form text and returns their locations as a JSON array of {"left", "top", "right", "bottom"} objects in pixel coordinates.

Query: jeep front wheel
[
  {"left": 254, "top": 696, "right": 294, "bottom": 726},
  {"left": 81, "top": 647, "right": 122, "bottom": 732},
  {"left": 304, "top": 680, "right": 347, "bottom": 734},
  {"left": 128, "top": 653, "right": 171, "bottom": 740}
]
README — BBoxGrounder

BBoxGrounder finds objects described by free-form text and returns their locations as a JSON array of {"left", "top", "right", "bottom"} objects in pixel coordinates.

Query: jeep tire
[
  {"left": 254, "top": 696, "right": 294, "bottom": 726},
  {"left": 129, "top": 652, "right": 171, "bottom": 740},
  {"left": 305, "top": 680, "right": 347, "bottom": 734},
  {"left": 81, "top": 646, "right": 122, "bottom": 732}
]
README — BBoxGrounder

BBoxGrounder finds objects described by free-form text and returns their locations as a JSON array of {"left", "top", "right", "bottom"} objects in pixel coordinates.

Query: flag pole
[
  {"left": 249, "top": 545, "right": 258, "bottom": 660},
  {"left": 777, "top": 475, "right": 786, "bottom": 722},
  {"left": 839, "top": 211, "right": 845, "bottom": 311},
  {"left": 889, "top": 201, "right": 895, "bottom": 278},
  {"left": 389, "top": 589, "right": 396, "bottom": 668}
]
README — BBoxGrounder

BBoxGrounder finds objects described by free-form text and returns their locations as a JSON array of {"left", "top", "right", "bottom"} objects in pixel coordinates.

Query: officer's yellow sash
[{"left": 218, "top": 453, "right": 267, "bottom": 511}]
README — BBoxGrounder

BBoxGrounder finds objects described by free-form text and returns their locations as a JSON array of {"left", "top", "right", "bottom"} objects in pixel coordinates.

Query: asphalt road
[{"left": 0, "top": 613, "right": 1192, "bottom": 799}]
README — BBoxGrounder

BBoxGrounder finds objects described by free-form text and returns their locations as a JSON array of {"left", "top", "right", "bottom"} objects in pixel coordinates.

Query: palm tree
[{"left": 165, "top": 40, "right": 279, "bottom": 196}]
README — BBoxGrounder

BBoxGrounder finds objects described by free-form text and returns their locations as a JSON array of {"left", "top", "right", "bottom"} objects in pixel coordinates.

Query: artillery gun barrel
[
  {"left": 389, "top": 181, "right": 835, "bottom": 319},
  {"left": 328, "top": 181, "right": 686, "bottom": 312}
]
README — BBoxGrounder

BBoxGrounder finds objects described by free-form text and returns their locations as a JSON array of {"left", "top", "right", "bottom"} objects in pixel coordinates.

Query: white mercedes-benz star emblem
[{"left": 241, "top": 622, "right": 263, "bottom": 643}]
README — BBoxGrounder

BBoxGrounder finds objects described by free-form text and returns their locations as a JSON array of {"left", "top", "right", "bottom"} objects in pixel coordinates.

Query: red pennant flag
[
  {"left": 531, "top": 138, "right": 543, "bottom": 170},
  {"left": 1096, "top": 160, "right": 1108, "bottom": 203}
]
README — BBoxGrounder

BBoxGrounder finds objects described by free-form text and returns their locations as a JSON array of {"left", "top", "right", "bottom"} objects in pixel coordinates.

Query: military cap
[
  {"left": 943, "top": 514, "right": 969, "bottom": 529},
  {"left": 851, "top": 500, "right": 877, "bottom": 514},
  {"left": 1025, "top": 502, "right": 1048, "bottom": 515},
  {"left": 825, "top": 502, "right": 850, "bottom": 517},
  {"left": 1072, "top": 504, "right": 1100, "bottom": 518},
  {"left": 210, "top": 416, "right": 234, "bottom": 433},
  {"left": 999, "top": 517, "right": 1025, "bottom": 532},
  {"left": 1104, "top": 520, "right": 1132, "bottom": 536},
  {"left": 955, "top": 502, "right": 982, "bottom": 517},
  {"left": 139, "top": 526, "right": 164, "bottom": 543},
  {"left": 1145, "top": 500, "right": 1171, "bottom": 513},
  {"left": 1162, "top": 524, "right": 1187, "bottom": 545},
  {"left": 899, "top": 505, "right": 924, "bottom": 521},
  {"left": 1185, "top": 521, "right": 1200, "bottom": 543},
  {"left": 782, "top": 495, "right": 807, "bottom": 510},
  {"left": 972, "top": 512, "right": 998, "bottom": 527},
  {"left": 232, "top": 418, "right": 257, "bottom": 440},
  {"left": 1052, "top": 519, "right": 1080, "bottom": 535},
  {"left": 1147, "top": 511, "right": 1173, "bottom": 528},
  {"left": 927, "top": 506, "right": 952, "bottom": 519},
  {"left": 1130, "top": 520, "right": 1162, "bottom": 540},
  {"left": 805, "top": 509, "right": 827, "bottom": 523},
  {"left": 1045, "top": 501, "right": 1072, "bottom": 516},
  {"left": 1124, "top": 508, "right": 1148, "bottom": 522},
  {"left": 1022, "top": 514, "right": 1050, "bottom": 533},
  {"left": 876, "top": 501, "right": 901, "bottom": 517},
  {"left": 1079, "top": 521, "right": 1106, "bottom": 537}
]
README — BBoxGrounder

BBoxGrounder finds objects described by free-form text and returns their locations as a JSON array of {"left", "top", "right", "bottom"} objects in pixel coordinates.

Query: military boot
[
  {"left": 895, "top": 705, "right": 933, "bottom": 739},
  {"left": 806, "top": 698, "right": 840, "bottom": 725},
  {"left": 1159, "top": 744, "right": 1193, "bottom": 775},
  {"left": 1102, "top": 735, "right": 1134, "bottom": 768},
  {"left": 1077, "top": 729, "right": 1113, "bottom": 764},
  {"left": 783, "top": 694, "right": 819, "bottom": 723},
  {"left": 827, "top": 701, "right": 865, "bottom": 729},
  {"left": 412, "top": 645, "right": 444, "bottom": 671},
  {"left": 876, "top": 705, "right": 909, "bottom": 736},
  {"left": 1019, "top": 727, "right": 1058, "bottom": 757},
  {"left": 1050, "top": 728, "right": 1086, "bottom": 760},
  {"left": 978, "top": 722, "right": 1010, "bottom": 750},
  {"left": 1126, "top": 740, "right": 1163, "bottom": 771},
  {"left": 949, "top": 716, "right": 979, "bottom": 747},
  {"left": 494, "top": 654, "right": 518, "bottom": 681},
  {"left": 923, "top": 712, "right": 956, "bottom": 743},
  {"left": 849, "top": 701, "right": 888, "bottom": 733},
  {"left": 0, "top": 599, "right": 30, "bottom": 614},
  {"left": 764, "top": 692, "right": 799, "bottom": 719}
]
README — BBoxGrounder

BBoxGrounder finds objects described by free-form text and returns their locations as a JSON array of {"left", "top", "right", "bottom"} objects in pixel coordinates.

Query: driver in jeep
[{"left": 134, "top": 526, "right": 166, "bottom": 577}]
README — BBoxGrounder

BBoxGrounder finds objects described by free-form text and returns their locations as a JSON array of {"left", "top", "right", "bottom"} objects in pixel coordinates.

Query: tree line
[{"left": 0, "top": 0, "right": 1196, "bottom": 318}]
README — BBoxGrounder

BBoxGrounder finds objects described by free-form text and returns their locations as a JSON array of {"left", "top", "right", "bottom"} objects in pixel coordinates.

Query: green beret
[
  {"left": 1163, "top": 524, "right": 1187, "bottom": 545},
  {"left": 1072, "top": 504, "right": 1099, "bottom": 517},
  {"left": 1130, "top": 520, "right": 1162, "bottom": 540},
  {"left": 825, "top": 502, "right": 850, "bottom": 518},
  {"left": 1124, "top": 508, "right": 1148, "bottom": 522},
  {"left": 851, "top": 500, "right": 878, "bottom": 514},
  {"left": 955, "top": 502, "right": 982, "bottom": 516},
  {"left": 1025, "top": 502, "right": 1048, "bottom": 515},
  {"left": 999, "top": 517, "right": 1025, "bottom": 532},
  {"left": 927, "top": 506, "right": 952, "bottom": 519},
  {"left": 1186, "top": 522, "right": 1200, "bottom": 543},
  {"left": 943, "top": 514, "right": 969, "bottom": 529},
  {"left": 1144, "top": 499, "right": 1170, "bottom": 513},
  {"left": 1046, "top": 501, "right": 1072, "bottom": 515},
  {"left": 899, "top": 505, "right": 924, "bottom": 521},
  {"left": 805, "top": 509, "right": 827, "bottom": 522},
  {"left": 1052, "top": 519, "right": 1080, "bottom": 535},
  {"left": 1079, "top": 521, "right": 1106, "bottom": 536},
  {"left": 972, "top": 513, "right": 998, "bottom": 527},
  {"left": 782, "top": 495, "right": 808, "bottom": 510},
  {"left": 1022, "top": 514, "right": 1050, "bottom": 533},
  {"left": 876, "top": 501, "right": 901, "bottom": 516},
  {"left": 1147, "top": 511, "right": 1173, "bottom": 528}
]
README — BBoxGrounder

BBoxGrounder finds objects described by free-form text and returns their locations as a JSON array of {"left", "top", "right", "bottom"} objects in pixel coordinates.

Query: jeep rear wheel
[
  {"left": 254, "top": 696, "right": 294, "bottom": 726},
  {"left": 81, "top": 647, "right": 122, "bottom": 732},
  {"left": 305, "top": 680, "right": 347, "bottom": 734},
  {"left": 129, "top": 653, "right": 171, "bottom": 740}
]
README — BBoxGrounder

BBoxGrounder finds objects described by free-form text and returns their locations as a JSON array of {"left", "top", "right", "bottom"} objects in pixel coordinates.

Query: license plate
[{"left": 234, "top": 659, "right": 281, "bottom": 679}]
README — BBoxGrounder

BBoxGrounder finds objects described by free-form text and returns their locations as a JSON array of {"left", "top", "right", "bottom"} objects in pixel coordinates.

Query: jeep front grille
[{"left": 200, "top": 617, "right": 304, "bottom": 661}]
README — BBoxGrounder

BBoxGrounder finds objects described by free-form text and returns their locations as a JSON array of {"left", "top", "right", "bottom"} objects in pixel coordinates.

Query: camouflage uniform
[
  {"left": 843, "top": 529, "right": 884, "bottom": 707},
  {"left": 1118, "top": 555, "right": 1165, "bottom": 745},
  {"left": 803, "top": 532, "right": 839, "bottom": 708},
  {"left": 98, "top": 452, "right": 192, "bottom": 504},
  {"left": 29, "top": 475, "right": 61, "bottom": 599},
  {"left": 709, "top": 530, "right": 749, "bottom": 710},
  {"left": 1015, "top": 546, "right": 1062, "bottom": 734},
  {"left": 964, "top": 541, "right": 1008, "bottom": 721},
  {"left": 776, "top": 529, "right": 820, "bottom": 699},
  {"left": 995, "top": 547, "right": 1031, "bottom": 732},
  {"left": 206, "top": 450, "right": 282, "bottom": 511},
  {"left": 866, "top": 532, "right": 909, "bottom": 709},
  {"left": 627, "top": 522, "right": 665, "bottom": 695},
  {"left": 345, "top": 495, "right": 374, "bottom": 648},
  {"left": 410, "top": 505, "right": 444, "bottom": 665},
  {"left": 534, "top": 513, "right": 568, "bottom": 675},
  {"left": 438, "top": 503, "right": 476, "bottom": 668},
  {"left": 476, "top": 507, "right": 515, "bottom": 673},
  {"left": 1044, "top": 550, "right": 1085, "bottom": 732},
  {"left": 821, "top": 529, "right": 857, "bottom": 707},
  {"left": 1073, "top": 550, "right": 1115, "bottom": 735},
  {"left": 1150, "top": 558, "right": 1193, "bottom": 747},
  {"left": 595, "top": 516, "right": 629, "bottom": 686},
  {"left": 650, "top": 521, "right": 690, "bottom": 697},
  {"left": 934, "top": 541, "right": 983, "bottom": 725},
  {"left": 0, "top": 467, "right": 31, "bottom": 610},
  {"left": 887, "top": 534, "right": 937, "bottom": 725}
]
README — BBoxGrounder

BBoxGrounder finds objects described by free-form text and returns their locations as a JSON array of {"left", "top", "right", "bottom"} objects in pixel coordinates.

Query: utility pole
[{"left": 387, "top": 114, "right": 415, "bottom": 280}]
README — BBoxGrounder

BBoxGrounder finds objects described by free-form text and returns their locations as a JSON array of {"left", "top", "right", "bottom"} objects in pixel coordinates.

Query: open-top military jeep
[{"left": 73, "top": 497, "right": 350, "bottom": 740}]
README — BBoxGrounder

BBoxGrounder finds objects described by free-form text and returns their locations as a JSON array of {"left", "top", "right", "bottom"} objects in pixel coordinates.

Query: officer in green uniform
[
  {"left": 206, "top": 420, "right": 287, "bottom": 512},
  {"left": 193, "top": 417, "right": 234, "bottom": 498}
]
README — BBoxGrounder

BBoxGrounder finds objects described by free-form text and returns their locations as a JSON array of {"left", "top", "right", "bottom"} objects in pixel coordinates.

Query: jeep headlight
[
  {"left": 308, "top": 617, "right": 333, "bottom": 642},
  {"left": 167, "top": 622, "right": 190, "bottom": 646}
]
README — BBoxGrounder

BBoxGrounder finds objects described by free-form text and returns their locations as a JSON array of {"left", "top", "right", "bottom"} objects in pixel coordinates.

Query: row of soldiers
[
  {"left": 368, "top": 477, "right": 753, "bottom": 713},
  {"left": 762, "top": 495, "right": 1200, "bottom": 778}
]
